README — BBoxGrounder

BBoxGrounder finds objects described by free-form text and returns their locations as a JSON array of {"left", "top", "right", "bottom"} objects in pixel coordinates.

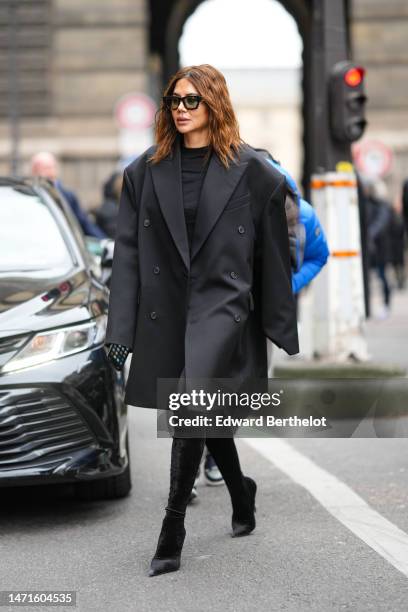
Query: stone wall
[
  {"left": 1, "top": 1, "right": 407, "bottom": 209},
  {"left": 0, "top": 0, "right": 148, "bottom": 210},
  {"left": 351, "top": 0, "right": 408, "bottom": 202}
]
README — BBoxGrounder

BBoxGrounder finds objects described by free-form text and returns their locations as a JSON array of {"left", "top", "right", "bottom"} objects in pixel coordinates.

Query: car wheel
[{"left": 75, "top": 433, "right": 132, "bottom": 501}]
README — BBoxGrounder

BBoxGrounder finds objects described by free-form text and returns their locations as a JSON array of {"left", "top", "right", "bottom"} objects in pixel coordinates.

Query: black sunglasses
[{"left": 163, "top": 95, "right": 203, "bottom": 111}]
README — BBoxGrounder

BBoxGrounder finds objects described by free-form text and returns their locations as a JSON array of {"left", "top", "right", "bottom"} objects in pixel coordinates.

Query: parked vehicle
[{"left": 0, "top": 177, "right": 130, "bottom": 499}]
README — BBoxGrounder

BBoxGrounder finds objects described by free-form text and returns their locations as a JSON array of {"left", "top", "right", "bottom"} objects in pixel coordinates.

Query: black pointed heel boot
[
  {"left": 231, "top": 476, "right": 257, "bottom": 538},
  {"left": 149, "top": 508, "right": 186, "bottom": 577}
]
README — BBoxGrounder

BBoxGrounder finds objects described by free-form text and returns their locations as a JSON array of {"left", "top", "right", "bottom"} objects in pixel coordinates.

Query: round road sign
[
  {"left": 352, "top": 140, "right": 393, "bottom": 178},
  {"left": 114, "top": 92, "right": 156, "bottom": 131}
]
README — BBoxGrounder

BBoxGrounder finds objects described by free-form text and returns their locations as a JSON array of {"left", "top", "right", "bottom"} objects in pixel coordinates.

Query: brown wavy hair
[{"left": 149, "top": 64, "right": 242, "bottom": 168}]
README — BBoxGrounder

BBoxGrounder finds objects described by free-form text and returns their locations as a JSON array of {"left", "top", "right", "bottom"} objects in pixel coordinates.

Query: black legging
[
  {"left": 167, "top": 368, "right": 251, "bottom": 519},
  {"left": 166, "top": 436, "right": 250, "bottom": 519}
]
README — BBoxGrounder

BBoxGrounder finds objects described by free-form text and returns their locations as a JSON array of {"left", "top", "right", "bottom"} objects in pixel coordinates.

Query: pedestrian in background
[
  {"left": 30, "top": 152, "right": 106, "bottom": 239},
  {"left": 389, "top": 202, "right": 406, "bottom": 290},
  {"left": 96, "top": 171, "right": 123, "bottom": 239},
  {"left": 402, "top": 177, "right": 408, "bottom": 240},
  {"left": 105, "top": 64, "right": 298, "bottom": 577},
  {"left": 362, "top": 178, "right": 393, "bottom": 319},
  {"left": 265, "top": 156, "right": 330, "bottom": 295}
]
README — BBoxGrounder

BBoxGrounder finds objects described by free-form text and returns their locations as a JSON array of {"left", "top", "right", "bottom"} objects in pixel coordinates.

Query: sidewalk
[
  {"left": 269, "top": 280, "right": 408, "bottom": 422},
  {"left": 273, "top": 276, "right": 408, "bottom": 375},
  {"left": 366, "top": 284, "right": 408, "bottom": 371}
]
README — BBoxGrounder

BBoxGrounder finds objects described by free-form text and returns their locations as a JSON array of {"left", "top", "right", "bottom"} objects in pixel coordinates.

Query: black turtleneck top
[{"left": 180, "top": 143, "right": 210, "bottom": 249}]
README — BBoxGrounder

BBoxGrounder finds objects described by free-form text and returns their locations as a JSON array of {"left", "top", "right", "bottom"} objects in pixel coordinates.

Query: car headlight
[{"left": 1, "top": 316, "right": 107, "bottom": 373}]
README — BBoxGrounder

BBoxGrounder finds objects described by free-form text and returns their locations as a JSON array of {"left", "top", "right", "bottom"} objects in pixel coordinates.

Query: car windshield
[{"left": 0, "top": 185, "right": 74, "bottom": 273}]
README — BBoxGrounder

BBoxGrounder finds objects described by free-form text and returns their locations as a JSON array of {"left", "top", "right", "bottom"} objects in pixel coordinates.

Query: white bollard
[{"left": 309, "top": 171, "right": 368, "bottom": 361}]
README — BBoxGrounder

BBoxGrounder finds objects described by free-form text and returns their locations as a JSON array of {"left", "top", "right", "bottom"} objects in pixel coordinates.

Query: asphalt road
[{"left": 1, "top": 407, "right": 408, "bottom": 612}]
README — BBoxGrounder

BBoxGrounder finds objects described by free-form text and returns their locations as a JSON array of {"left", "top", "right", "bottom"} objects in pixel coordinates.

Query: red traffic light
[
  {"left": 344, "top": 67, "right": 365, "bottom": 87},
  {"left": 330, "top": 61, "right": 368, "bottom": 142}
]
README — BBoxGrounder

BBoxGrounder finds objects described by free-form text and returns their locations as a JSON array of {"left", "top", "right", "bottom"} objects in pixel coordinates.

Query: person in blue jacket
[{"left": 266, "top": 156, "right": 330, "bottom": 294}]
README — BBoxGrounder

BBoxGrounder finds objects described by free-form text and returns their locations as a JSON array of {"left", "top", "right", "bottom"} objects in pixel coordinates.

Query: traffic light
[{"left": 329, "top": 61, "right": 367, "bottom": 143}]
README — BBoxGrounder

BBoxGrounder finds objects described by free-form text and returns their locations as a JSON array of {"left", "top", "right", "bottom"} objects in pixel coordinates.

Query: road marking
[{"left": 245, "top": 438, "right": 408, "bottom": 578}]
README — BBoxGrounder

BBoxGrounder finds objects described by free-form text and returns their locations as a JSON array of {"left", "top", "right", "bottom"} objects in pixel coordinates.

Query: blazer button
[
  {"left": 234, "top": 314, "right": 241, "bottom": 322},
  {"left": 143, "top": 218, "right": 151, "bottom": 228},
  {"left": 150, "top": 311, "right": 157, "bottom": 320},
  {"left": 230, "top": 271, "right": 238, "bottom": 279},
  {"left": 238, "top": 225, "right": 245, "bottom": 234},
  {"left": 153, "top": 265, "right": 160, "bottom": 274}
]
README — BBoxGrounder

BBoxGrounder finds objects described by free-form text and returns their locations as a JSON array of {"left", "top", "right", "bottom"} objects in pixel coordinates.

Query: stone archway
[
  {"left": 149, "top": 0, "right": 354, "bottom": 190},
  {"left": 157, "top": 0, "right": 312, "bottom": 193}
]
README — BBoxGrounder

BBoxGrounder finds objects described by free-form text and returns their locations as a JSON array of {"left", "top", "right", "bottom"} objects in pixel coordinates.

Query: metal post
[
  {"left": 9, "top": 0, "right": 20, "bottom": 176},
  {"left": 309, "top": 0, "right": 351, "bottom": 173}
]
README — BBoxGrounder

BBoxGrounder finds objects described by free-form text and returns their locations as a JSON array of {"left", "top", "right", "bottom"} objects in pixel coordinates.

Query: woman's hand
[{"left": 106, "top": 343, "right": 130, "bottom": 370}]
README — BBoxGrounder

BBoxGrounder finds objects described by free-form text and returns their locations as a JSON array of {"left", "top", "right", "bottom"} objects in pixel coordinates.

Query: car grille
[{"left": 0, "top": 388, "right": 95, "bottom": 470}]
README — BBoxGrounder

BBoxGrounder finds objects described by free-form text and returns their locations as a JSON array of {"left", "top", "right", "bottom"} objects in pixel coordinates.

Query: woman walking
[{"left": 105, "top": 64, "right": 299, "bottom": 576}]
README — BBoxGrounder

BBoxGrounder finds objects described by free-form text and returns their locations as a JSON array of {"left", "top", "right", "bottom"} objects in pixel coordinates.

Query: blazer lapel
[
  {"left": 150, "top": 140, "right": 190, "bottom": 271},
  {"left": 191, "top": 152, "right": 248, "bottom": 261}
]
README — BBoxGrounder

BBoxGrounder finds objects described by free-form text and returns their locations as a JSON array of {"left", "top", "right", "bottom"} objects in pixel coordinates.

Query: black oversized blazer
[{"left": 105, "top": 139, "right": 299, "bottom": 408}]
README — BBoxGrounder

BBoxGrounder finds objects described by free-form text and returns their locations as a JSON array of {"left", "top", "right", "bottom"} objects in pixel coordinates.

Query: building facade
[
  {"left": 351, "top": 0, "right": 408, "bottom": 201},
  {"left": 1, "top": 0, "right": 407, "bottom": 208}
]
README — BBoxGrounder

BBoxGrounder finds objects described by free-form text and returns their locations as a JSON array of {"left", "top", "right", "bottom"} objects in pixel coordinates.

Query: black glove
[{"left": 106, "top": 343, "right": 130, "bottom": 371}]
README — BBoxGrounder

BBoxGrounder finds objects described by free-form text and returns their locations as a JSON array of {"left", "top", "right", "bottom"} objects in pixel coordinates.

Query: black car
[{"left": 0, "top": 177, "right": 131, "bottom": 499}]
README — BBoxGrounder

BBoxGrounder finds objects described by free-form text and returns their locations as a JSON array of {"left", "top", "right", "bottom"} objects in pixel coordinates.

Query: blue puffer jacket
[{"left": 267, "top": 159, "right": 330, "bottom": 294}]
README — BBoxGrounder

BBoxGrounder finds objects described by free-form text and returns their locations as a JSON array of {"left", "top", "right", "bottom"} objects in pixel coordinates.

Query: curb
[
  {"left": 267, "top": 361, "right": 408, "bottom": 422},
  {"left": 273, "top": 361, "right": 407, "bottom": 379}
]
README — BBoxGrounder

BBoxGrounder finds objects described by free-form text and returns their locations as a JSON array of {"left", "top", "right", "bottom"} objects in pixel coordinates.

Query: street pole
[
  {"left": 309, "top": 0, "right": 351, "bottom": 173},
  {"left": 304, "top": 0, "right": 368, "bottom": 362},
  {"left": 9, "top": 0, "right": 20, "bottom": 176}
]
